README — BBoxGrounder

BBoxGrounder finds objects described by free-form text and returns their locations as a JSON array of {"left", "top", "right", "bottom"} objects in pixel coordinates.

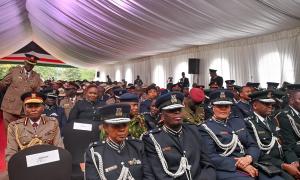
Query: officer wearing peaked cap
[
  {"left": 267, "top": 82, "right": 280, "bottom": 90},
  {"left": 209, "top": 69, "right": 223, "bottom": 88},
  {"left": 6, "top": 92, "right": 64, "bottom": 162},
  {"left": 0, "top": 54, "right": 43, "bottom": 132},
  {"left": 246, "top": 82, "right": 260, "bottom": 93},
  {"left": 42, "top": 89, "right": 67, "bottom": 134},
  {"left": 276, "top": 84, "right": 300, "bottom": 166},
  {"left": 85, "top": 103, "right": 149, "bottom": 180},
  {"left": 225, "top": 80, "right": 235, "bottom": 90},
  {"left": 142, "top": 92, "right": 216, "bottom": 180},
  {"left": 199, "top": 89, "right": 282, "bottom": 179},
  {"left": 119, "top": 93, "right": 148, "bottom": 139},
  {"left": 245, "top": 90, "right": 295, "bottom": 179}
]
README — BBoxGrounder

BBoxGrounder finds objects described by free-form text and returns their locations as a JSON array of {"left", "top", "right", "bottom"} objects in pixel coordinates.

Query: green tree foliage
[
  {"left": 0, "top": 64, "right": 17, "bottom": 79},
  {"left": 0, "top": 64, "right": 95, "bottom": 81}
]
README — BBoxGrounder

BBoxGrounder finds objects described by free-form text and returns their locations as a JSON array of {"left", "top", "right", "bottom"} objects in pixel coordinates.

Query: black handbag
[{"left": 254, "top": 162, "right": 281, "bottom": 177}]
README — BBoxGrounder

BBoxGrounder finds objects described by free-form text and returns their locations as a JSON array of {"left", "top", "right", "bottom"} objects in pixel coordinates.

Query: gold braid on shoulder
[
  {"left": 15, "top": 117, "right": 59, "bottom": 150},
  {"left": 15, "top": 124, "right": 43, "bottom": 150}
]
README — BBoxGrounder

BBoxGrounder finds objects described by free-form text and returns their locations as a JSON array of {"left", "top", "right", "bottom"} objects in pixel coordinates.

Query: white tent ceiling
[{"left": 1, "top": 0, "right": 300, "bottom": 67}]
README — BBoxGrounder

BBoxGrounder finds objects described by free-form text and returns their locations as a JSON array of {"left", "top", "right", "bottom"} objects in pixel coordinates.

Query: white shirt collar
[
  {"left": 290, "top": 105, "right": 299, "bottom": 116},
  {"left": 30, "top": 119, "right": 41, "bottom": 126},
  {"left": 254, "top": 112, "right": 266, "bottom": 123},
  {"left": 24, "top": 68, "right": 32, "bottom": 75}
]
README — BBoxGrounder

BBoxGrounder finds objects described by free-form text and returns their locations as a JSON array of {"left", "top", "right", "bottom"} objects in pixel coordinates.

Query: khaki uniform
[
  {"left": 0, "top": 66, "right": 43, "bottom": 129},
  {"left": 182, "top": 105, "right": 205, "bottom": 124},
  {"left": 6, "top": 115, "right": 64, "bottom": 162},
  {"left": 0, "top": 66, "right": 43, "bottom": 115},
  {"left": 59, "top": 96, "right": 81, "bottom": 118}
]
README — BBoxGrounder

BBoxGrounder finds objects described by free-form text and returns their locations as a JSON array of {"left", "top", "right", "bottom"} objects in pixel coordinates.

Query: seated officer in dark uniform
[
  {"left": 139, "top": 84, "right": 158, "bottom": 114},
  {"left": 142, "top": 98, "right": 161, "bottom": 130},
  {"left": 236, "top": 86, "right": 253, "bottom": 118},
  {"left": 42, "top": 89, "right": 67, "bottom": 133},
  {"left": 68, "top": 84, "right": 105, "bottom": 122},
  {"left": 245, "top": 90, "right": 298, "bottom": 179},
  {"left": 225, "top": 80, "right": 235, "bottom": 90},
  {"left": 142, "top": 92, "right": 216, "bottom": 180},
  {"left": 276, "top": 84, "right": 300, "bottom": 163},
  {"left": 119, "top": 93, "right": 147, "bottom": 139},
  {"left": 199, "top": 89, "right": 283, "bottom": 180},
  {"left": 246, "top": 82, "right": 260, "bottom": 93},
  {"left": 85, "top": 104, "right": 147, "bottom": 179}
]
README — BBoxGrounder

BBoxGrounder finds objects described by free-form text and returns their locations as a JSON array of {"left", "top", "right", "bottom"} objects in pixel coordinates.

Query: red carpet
[{"left": 0, "top": 111, "right": 7, "bottom": 172}]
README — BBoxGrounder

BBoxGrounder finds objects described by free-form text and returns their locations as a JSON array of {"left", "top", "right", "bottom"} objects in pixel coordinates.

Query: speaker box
[
  {"left": 188, "top": 58, "right": 200, "bottom": 74},
  {"left": 96, "top": 71, "right": 100, "bottom": 78}
]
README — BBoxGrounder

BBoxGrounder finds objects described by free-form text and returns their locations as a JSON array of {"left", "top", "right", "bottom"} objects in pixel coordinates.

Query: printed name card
[
  {"left": 73, "top": 122, "right": 92, "bottom": 131},
  {"left": 26, "top": 150, "right": 60, "bottom": 167}
]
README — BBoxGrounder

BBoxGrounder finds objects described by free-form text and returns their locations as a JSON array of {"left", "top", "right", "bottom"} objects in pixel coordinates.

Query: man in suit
[
  {"left": 142, "top": 92, "right": 216, "bottom": 179},
  {"left": 209, "top": 69, "right": 223, "bottom": 88},
  {"left": 6, "top": 92, "right": 64, "bottom": 162},
  {"left": 245, "top": 90, "right": 298, "bottom": 179},
  {"left": 179, "top": 72, "right": 190, "bottom": 88},
  {"left": 0, "top": 54, "right": 43, "bottom": 132},
  {"left": 134, "top": 75, "right": 143, "bottom": 87}
]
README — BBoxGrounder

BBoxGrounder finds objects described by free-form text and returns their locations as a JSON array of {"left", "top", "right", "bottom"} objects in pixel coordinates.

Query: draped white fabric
[
  {"left": 104, "top": 28, "right": 300, "bottom": 88},
  {"left": 1, "top": 0, "right": 300, "bottom": 68}
]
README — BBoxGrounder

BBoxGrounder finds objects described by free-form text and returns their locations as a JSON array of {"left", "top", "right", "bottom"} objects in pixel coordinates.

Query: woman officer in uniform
[
  {"left": 84, "top": 103, "right": 149, "bottom": 180},
  {"left": 199, "top": 89, "right": 283, "bottom": 180}
]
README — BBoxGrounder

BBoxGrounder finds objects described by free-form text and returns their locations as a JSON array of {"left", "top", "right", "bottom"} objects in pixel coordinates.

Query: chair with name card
[
  {"left": 62, "top": 118, "right": 101, "bottom": 180},
  {"left": 8, "top": 144, "right": 72, "bottom": 180}
]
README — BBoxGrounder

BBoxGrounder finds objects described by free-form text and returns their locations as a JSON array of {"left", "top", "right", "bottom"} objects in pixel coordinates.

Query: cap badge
[
  {"left": 171, "top": 94, "right": 177, "bottom": 104},
  {"left": 220, "top": 92, "right": 226, "bottom": 99},
  {"left": 32, "top": 93, "right": 36, "bottom": 98},
  {"left": 267, "top": 91, "right": 272, "bottom": 98},
  {"left": 115, "top": 108, "right": 123, "bottom": 117}
]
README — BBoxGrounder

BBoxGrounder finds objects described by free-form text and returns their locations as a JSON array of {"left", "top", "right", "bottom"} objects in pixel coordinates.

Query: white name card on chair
[
  {"left": 26, "top": 150, "right": 60, "bottom": 167},
  {"left": 73, "top": 122, "right": 92, "bottom": 131}
]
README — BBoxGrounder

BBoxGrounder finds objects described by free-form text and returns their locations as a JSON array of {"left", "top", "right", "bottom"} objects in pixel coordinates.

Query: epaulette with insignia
[
  {"left": 127, "top": 136, "right": 143, "bottom": 143},
  {"left": 244, "top": 116, "right": 253, "bottom": 121},
  {"left": 143, "top": 128, "right": 162, "bottom": 135},
  {"left": 48, "top": 116, "right": 57, "bottom": 121},
  {"left": 141, "top": 112, "right": 151, "bottom": 115},
  {"left": 88, "top": 141, "right": 102, "bottom": 148}
]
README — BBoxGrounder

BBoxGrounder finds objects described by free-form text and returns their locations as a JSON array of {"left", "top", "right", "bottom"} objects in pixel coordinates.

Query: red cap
[{"left": 189, "top": 88, "right": 205, "bottom": 103}]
